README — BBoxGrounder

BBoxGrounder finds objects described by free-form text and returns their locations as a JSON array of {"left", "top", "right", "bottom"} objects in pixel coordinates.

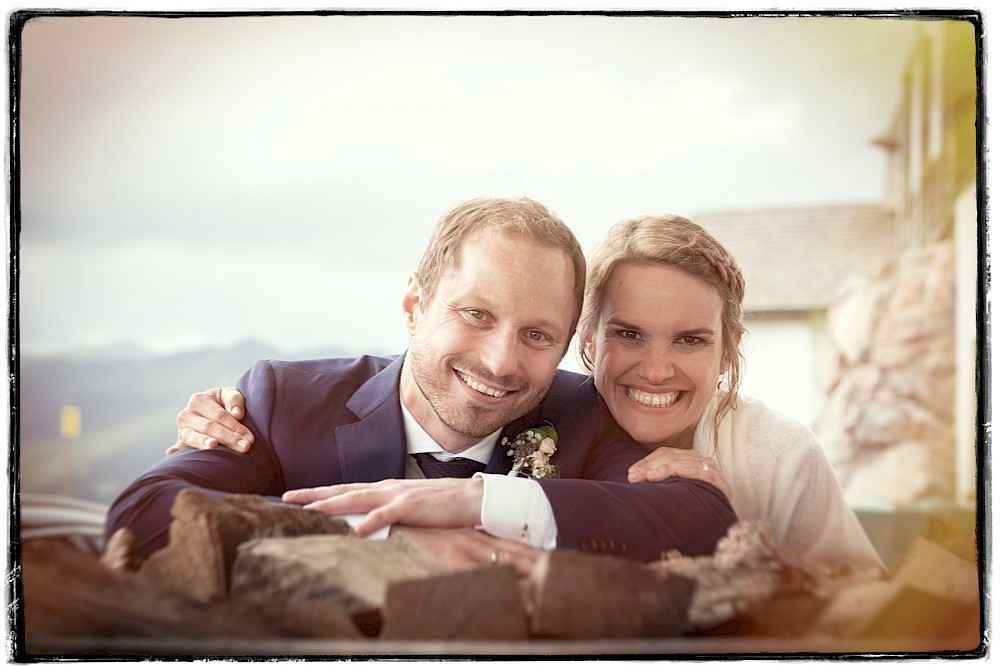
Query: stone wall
[{"left": 814, "top": 240, "right": 957, "bottom": 503}]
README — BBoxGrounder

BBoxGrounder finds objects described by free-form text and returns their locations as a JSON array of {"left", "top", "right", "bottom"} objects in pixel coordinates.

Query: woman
[
  {"left": 171, "top": 214, "right": 884, "bottom": 572},
  {"left": 575, "top": 214, "right": 883, "bottom": 571}
]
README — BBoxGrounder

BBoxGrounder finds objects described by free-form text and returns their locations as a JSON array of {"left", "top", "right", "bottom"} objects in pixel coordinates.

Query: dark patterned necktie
[{"left": 412, "top": 453, "right": 487, "bottom": 478}]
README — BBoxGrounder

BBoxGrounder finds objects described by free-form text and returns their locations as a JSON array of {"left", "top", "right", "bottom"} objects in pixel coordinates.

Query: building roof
[{"left": 692, "top": 203, "right": 896, "bottom": 313}]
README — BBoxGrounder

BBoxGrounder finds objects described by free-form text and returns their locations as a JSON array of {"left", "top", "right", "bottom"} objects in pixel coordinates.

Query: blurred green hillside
[{"left": 16, "top": 341, "right": 347, "bottom": 504}]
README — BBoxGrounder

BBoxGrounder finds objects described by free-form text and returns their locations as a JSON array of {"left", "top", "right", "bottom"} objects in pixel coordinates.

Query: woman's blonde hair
[
  {"left": 578, "top": 214, "right": 747, "bottom": 434},
  {"left": 416, "top": 197, "right": 587, "bottom": 345}
]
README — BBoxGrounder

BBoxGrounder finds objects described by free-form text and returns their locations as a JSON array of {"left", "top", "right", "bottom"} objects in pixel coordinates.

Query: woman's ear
[
  {"left": 582, "top": 329, "right": 597, "bottom": 366},
  {"left": 719, "top": 330, "right": 744, "bottom": 374},
  {"left": 402, "top": 272, "right": 422, "bottom": 335}
]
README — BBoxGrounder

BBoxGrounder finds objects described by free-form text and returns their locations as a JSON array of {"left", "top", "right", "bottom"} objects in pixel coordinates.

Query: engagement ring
[{"left": 700, "top": 459, "right": 709, "bottom": 472}]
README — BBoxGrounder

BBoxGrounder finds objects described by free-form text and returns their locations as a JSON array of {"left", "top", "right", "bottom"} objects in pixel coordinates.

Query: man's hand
[
  {"left": 627, "top": 447, "right": 734, "bottom": 502},
  {"left": 391, "top": 526, "right": 541, "bottom": 577},
  {"left": 167, "top": 387, "right": 254, "bottom": 455},
  {"left": 283, "top": 479, "right": 484, "bottom": 537}
]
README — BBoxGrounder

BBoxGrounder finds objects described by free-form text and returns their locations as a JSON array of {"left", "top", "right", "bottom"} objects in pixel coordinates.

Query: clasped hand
[
  {"left": 282, "top": 478, "right": 485, "bottom": 538},
  {"left": 283, "top": 479, "right": 541, "bottom": 576}
]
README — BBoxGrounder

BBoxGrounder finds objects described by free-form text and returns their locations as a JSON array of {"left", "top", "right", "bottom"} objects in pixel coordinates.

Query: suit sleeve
[
  {"left": 102, "top": 361, "right": 286, "bottom": 560},
  {"left": 536, "top": 426, "right": 737, "bottom": 561}
]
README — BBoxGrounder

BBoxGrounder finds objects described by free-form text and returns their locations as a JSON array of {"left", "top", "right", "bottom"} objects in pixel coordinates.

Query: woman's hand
[
  {"left": 627, "top": 447, "right": 733, "bottom": 502},
  {"left": 166, "top": 387, "right": 254, "bottom": 455}
]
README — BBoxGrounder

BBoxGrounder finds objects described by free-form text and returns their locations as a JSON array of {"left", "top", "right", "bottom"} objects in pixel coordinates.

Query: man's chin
[{"left": 444, "top": 411, "right": 526, "bottom": 440}]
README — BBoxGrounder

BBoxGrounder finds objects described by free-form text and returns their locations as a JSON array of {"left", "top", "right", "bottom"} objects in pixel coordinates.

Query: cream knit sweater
[{"left": 693, "top": 392, "right": 885, "bottom": 571}]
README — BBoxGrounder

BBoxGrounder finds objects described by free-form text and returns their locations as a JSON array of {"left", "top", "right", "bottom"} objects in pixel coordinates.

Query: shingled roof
[{"left": 692, "top": 203, "right": 897, "bottom": 313}]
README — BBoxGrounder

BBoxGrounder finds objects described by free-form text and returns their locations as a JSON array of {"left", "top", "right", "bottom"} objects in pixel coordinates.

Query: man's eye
[
  {"left": 527, "top": 330, "right": 549, "bottom": 342},
  {"left": 467, "top": 310, "right": 486, "bottom": 320}
]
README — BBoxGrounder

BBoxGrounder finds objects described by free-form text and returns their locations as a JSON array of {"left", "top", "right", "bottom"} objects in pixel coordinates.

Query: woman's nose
[{"left": 637, "top": 352, "right": 676, "bottom": 384}]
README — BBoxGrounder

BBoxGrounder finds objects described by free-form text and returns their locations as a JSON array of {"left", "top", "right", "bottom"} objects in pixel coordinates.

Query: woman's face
[{"left": 584, "top": 263, "right": 727, "bottom": 451}]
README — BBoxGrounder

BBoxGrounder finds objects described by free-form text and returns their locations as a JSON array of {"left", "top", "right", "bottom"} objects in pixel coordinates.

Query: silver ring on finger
[
  {"left": 700, "top": 458, "right": 709, "bottom": 472},
  {"left": 490, "top": 548, "right": 502, "bottom": 566}
]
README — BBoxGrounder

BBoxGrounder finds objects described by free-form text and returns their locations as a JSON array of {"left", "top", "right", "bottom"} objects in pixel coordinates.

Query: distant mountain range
[{"left": 15, "top": 341, "right": 349, "bottom": 505}]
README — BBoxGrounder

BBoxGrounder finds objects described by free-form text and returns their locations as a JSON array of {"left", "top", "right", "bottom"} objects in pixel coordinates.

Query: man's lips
[{"left": 457, "top": 370, "right": 513, "bottom": 398}]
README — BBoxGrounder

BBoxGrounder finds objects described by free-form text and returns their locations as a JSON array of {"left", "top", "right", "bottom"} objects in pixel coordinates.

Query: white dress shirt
[{"left": 398, "top": 398, "right": 558, "bottom": 549}]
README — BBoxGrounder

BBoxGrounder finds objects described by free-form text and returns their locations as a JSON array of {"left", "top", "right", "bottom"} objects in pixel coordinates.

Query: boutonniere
[{"left": 504, "top": 424, "right": 559, "bottom": 479}]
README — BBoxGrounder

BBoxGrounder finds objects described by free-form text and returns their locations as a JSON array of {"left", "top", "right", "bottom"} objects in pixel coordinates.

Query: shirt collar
[{"left": 400, "top": 397, "right": 502, "bottom": 464}]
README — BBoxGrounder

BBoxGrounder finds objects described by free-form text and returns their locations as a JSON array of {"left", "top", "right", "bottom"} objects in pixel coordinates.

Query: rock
[
  {"left": 841, "top": 441, "right": 953, "bottom": 503},
  {"left": 528, "top": 550, "right": 694, "bottom": 639},
  {"left": 807, "top": 535, "right": 979, "bottom": 646},
  {"left": 815, "top": 240, "right": 958, "bottom": 504},
  {"left": 855, "top": 587, "right": 979, "bottom": 646},
  {"left": 381, "top": 565, "right": 529, "bottom": 640},
  {"left": 22, "top": 537, "right": 361, "bottom": 645},
  {"left": 892, "top": 537, "right": 978, "bottom": 606},
  {"left": 743, "top": 590, "right": 827, "bottom": 638},
  {"left": 100, "top": 527, "right": 140, "bottom": 573},
  {"left": 138, "top": 489, "right": 352, "bottom": 603},
  {"left": 230, "top": 533, "right": 435, "bottom": 620}
]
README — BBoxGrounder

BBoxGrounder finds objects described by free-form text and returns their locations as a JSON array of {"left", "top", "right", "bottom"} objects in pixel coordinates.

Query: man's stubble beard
[{"left": 406, "top": 341, "right": 551, "bottom": 440}]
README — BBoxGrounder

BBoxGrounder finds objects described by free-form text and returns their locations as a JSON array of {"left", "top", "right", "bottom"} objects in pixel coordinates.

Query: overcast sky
[{"left": 17, "top": 11, "right": 934, "bottom": 359}]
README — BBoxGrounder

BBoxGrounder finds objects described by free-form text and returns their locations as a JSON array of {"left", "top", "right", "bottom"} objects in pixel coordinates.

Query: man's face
[{"left": 401, "top": 230, "right": 577, "bottom": 453}]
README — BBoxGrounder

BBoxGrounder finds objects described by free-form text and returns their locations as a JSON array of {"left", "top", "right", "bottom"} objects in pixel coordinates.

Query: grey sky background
[{"left": 16, "top": 12, "right": 942, "bottom": 361}]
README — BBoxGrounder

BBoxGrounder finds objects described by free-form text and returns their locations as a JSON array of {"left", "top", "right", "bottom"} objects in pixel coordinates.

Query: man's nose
[{"left": 481, "top": 328, "right": 521, "bottom": 380}]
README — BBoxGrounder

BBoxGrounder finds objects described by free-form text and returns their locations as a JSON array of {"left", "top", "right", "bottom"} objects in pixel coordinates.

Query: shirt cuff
[{"left": 475, "top": 473, "right": 558, "bottom": 550}]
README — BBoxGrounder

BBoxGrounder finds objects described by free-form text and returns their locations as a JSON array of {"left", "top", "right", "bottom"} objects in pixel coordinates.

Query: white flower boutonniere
[{"left": 504, "top": 424, "right": 559, "bottom": 479}]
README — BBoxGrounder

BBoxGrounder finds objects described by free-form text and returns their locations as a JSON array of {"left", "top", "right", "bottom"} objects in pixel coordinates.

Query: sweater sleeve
[
  {"left": 777, "top": 441, "right": 886, "bottom": 571},
  {"left": 722, "top": 396, "right": 885, "bottom": 571}
]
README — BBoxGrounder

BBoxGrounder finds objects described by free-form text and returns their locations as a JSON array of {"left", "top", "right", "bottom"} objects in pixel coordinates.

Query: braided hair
[{"left": 578, "top": 214, "right": 747, "bottom": 440}]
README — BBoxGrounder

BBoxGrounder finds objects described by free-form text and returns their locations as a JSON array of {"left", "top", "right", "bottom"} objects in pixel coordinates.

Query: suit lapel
[{"left": 335, "top": 356, "right": 409, "bottom": 483}]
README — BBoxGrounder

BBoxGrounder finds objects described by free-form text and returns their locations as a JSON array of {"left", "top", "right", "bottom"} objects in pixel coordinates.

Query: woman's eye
[
  {"left": 615, "top": 329, "right": 642, "bottom": 341},
  {"left": 467, "top": 310, "right": 486, "bottom": 320},
  {"left": 678, "top": 336, "right": 703, "bottom": 346}
]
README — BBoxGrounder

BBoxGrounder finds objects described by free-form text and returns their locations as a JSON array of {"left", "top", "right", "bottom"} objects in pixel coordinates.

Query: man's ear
[{"left": 402, "top": 272, "right": 422, "bottom": 335}]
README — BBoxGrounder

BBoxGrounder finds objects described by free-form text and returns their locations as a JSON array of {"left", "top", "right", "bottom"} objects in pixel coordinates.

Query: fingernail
[
  {"left": 237, "top": 439, "right": 249, "bottom": 451},
  {"left": 204, "top": 438, "right": 214, "bottom": 448},
  {"left": 232, "top": 407, "right": 243, "bottom": 417}
]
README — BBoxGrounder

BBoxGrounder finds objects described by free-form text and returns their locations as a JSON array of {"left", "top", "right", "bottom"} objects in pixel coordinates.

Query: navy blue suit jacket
[{"left": 105, "top": 355, "right": 735, "bottom": 561}]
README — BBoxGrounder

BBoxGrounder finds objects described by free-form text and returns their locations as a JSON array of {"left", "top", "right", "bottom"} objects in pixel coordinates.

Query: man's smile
[{"left": 457, "top": 370, "right": 513, "bottom": 399}]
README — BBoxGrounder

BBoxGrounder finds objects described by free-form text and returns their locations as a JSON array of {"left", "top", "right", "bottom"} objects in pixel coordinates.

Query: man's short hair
[{"left": 415, "top": 197, "right": 587, "bottom": 336}]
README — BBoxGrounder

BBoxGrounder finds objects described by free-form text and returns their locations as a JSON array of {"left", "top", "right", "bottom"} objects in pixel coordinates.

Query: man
[{"left": 105, "top": 198, "right": 735, "bottom": 567}]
